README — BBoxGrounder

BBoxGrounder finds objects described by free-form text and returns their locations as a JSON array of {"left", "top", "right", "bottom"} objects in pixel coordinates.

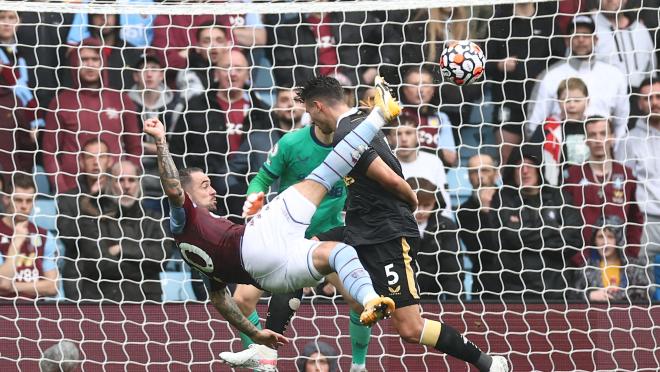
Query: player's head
[
  {"left": 406, "top": 177, "right": 437, "bottom": 225},
  {"left": 389, "top": 114, "right": 419, "bottom": 161},
  {"left": 110, "top": 160, "right": 141, "bottom": 208},
  {"left": 179, "top": 167, "right": 217, "bottom": 211},
  {"left": 295, "top": 76, "right": 346, "bottom": 135},
  {"left": 638, "top": 75, "right": 660, "bottom": 118},
  {"left": 79, "top": 138, "right": 113, "bottom": 176},
  {"left": 195, "top": 22, "right": 229, "bottom": 64},
  {"left": 401, "top": 66, "right": 435, "bottom": 105},
  {"left": 133, "top": 53, "right": 165, "bottom": 90},
  {"left": 585, "top": 116, "right": 614, "bottom": 160},
  {"left": 274, "top": 87, "right": 305, "bottom": 129},
  {"left": 557, "top": 77, "right": 589, "bottom": 121},
  {"left": 0, "top": 10, "right": 18, "bottom": 43},
  {"left": 467, "top": 153, "right": 498, "bottom": 190},
  {"left": 216, "top": 49, "right": 250, "bottom": 92},
  {"left": 567, "top": 15, "right": 597, "bottom": 57},
  {"left": 2, "top": 173, "right": 35, "bottom": 224}
]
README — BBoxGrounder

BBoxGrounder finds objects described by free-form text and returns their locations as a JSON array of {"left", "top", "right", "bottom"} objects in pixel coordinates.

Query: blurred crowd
[{"left": 0, "top": 0, "right": 659, "bottom": 304}]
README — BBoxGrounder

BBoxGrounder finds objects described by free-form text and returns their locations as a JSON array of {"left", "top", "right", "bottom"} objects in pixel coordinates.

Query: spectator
[
  {"left": 527, "top": 15, "right": 629, "bottom": 140},
  {"left": 269, "top": 8, "right": 400, "bottom": 87},
  {"left": 170, "top": 49, "right": 270, "bottom": 214},
  {"left": 56, "top": 138, "right": 114, "bottom": 300},
  {"left": 485, "top": 2, "right": 565, "bottom": 165},
  {"left": 456, "top": 153, "right": 500, "bottom": 297},
  {"left": 594, "top": 0, "right": 656, "bottom": 91},
  {"left": 0, "top": 10, "right": 39, "bottom": 181},
  {"left": 406, "top": 177, "right": 462, "bottom": 299},
  {"left": 228, "top": 87, "right": 305, "bottom": 193},
  {"left": 128, "top": 52, "right": 183, "bottom": 205},
  {"left": 399, "top": 67, "right": 457, "bottom": 167},
  {"left": 388, "top": 114, "right": 451, "bottom": 217},
  {"left": 0, "top": 174, "right": 58, "bottom": 299},
  {"left": 42, "top": 38, "right": 142, "bottom": 194},
  {"left": 565, "top": 116, "right": 643, "bottom": 259},
  {"left": 175, "top": 22, "right": 229, "bottom": 101},
  {"left": 616, "top": 76, "right": 660, "bottom": 262},
  {"left": 40, "top": 341, "right": 81, "bottom": 372},
  {"left": 61, "top": 160, "right": 171, "bottom": 302},
  {"left": 577, "top": 216, "right": 651, "bottom": 303},
  {"left": 296, "top": 341, "right": 338, "bottom": 372},
  {"left": 486, "top": 151, "right": 584, "bottom": 300},
  {"left": 67, "top": 0, "right": 155, "bottom": 48},
  {"left": 17, "top": 10, "right": 75, "bottom": 110},
  {"left": 528, "top": 77, "right": 591, "bottom": 185},
  {"left": 152, "top": 2, "right": 266, "bottom": 71},
  {"left": 84, "top": 12, "right": 143, "bottom": 91}
]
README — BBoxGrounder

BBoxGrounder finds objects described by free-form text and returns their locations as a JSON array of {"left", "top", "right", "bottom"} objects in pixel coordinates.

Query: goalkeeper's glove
[{"left": 242, "top": 192, "right": 265, "bottom": 218}]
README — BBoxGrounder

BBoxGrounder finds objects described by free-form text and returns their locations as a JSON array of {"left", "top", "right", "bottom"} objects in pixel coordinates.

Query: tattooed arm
[
  {"left": 143, "top": 118, "right": 185, "bottom": 207},
  {"left": 210, "top": 283, "right": 289, "bottom": 348}
]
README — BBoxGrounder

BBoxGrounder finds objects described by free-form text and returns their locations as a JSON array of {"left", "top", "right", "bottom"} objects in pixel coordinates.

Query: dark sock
[
  {"left": 420, "top": 319, "right": 492, "bottom": 372},
  {"left": 264, "top": 289, "right": 303, "bottom": 334}
]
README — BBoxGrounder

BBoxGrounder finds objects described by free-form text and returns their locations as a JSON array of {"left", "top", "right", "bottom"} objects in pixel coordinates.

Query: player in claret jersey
[{"left": 142, "top": 76, "right": 401, "bottom": 371}]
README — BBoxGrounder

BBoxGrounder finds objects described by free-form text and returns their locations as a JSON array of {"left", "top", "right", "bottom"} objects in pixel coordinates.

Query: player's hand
[
  {"left": 242, "top": 192, "right": 265, "bottom": 218},
  {"left": 143, "top": 117, "right": 166, "bottom": 142},
  {"left": 251, "top": 329, "right": 289, "bottom": 349}
]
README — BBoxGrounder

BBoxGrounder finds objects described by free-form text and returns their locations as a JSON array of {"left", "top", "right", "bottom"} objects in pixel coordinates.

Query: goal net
[{"left": 0, "top": 0, "right": 659, "bottom": 370}]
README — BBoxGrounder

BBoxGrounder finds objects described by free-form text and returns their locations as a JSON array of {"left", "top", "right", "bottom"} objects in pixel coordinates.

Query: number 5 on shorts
[{"left": 385, "top": 263, "right": 399, "bottom": 286}]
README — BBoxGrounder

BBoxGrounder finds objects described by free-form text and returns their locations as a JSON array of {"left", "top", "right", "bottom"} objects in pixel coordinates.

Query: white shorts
[{"left": 241, "top": 187, "right": 324, "bottom": 293}]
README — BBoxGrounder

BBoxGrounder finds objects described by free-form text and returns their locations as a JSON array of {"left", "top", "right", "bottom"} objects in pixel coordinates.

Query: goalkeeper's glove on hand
[{"left": 242, "top": 192, "right": 265, "bottom": 218}]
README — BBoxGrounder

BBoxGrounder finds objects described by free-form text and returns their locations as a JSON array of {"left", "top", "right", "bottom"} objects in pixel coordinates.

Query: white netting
[{"left": 0, "top": 0, "right": 659, "bottom": 371}]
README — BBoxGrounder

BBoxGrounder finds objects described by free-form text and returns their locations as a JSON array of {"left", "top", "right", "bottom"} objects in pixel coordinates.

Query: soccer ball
[{"left": 439, "top": 40, "right": 485, "bottom": 86}]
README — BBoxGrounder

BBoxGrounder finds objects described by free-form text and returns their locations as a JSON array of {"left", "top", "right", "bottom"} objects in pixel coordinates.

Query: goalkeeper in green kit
[{"left": 232, "top": 106, "right": 373, "bottom": 372}]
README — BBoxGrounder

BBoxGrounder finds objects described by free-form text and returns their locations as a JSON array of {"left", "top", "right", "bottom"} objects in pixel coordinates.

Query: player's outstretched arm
[
  {"left": 143, "top": 117, "right": 185, "bottom": 208},
  {"left": 366, "top": 156, "right": 418, "bottom": 210},
  {"left": 209, "top": 284, "right": 288, "bottom": 349}
]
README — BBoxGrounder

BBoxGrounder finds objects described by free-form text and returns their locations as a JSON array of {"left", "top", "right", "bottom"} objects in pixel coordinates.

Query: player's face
[
  {"left": 78, "top": 48, "right": 103, "bottom": 85},
  {"left": 274, "top": 89, "right": 304, "bottom": 126},
  {"left": 0, "top": 11, "right": 18, "bottom": 42},
  {"left": 4, "top": 186, "right": 35, "bottom": 223},
  {"left": 136, "top": 61, "right": 165, "bottom": 90},
  {"left": 515, "top": 158, "right": 539, "bottom": 189},
  {"left": 594, "top": 228, "right": 618, "bottom": 259},
  {"left": 187, "top": 172, "right": 218, "bottom": 212},
  {"left": 306, "top": 100, "right": 336, "bottom": 135},
  {"left": 402, "top": 71, "right": 434, "bottom": 105},
  {"left": 304, "top": 352, "right": 330, "bottom": 372},
  {"left": 638, "top": 82, "right": 660, "bottom": 117},
  {"left": 216, "top": 51, "right": 250, "bottom": 91},
  {"left": 79, "top": 141, "right": 111, "bottom": 175},
  {"left": 468, "top": 155, "right": 497, "bottom": 189},
  {"left": 558, "top": 88, "right": 588, "bottom": 121},
  {"left": 585, "top": 120, "right": 613, "bottom": 159},
  {"left": 569, "top": 26, "right": 596, "bottom": 57},
  {"left": 197, "top": 27, "right": 229, "bottom": 64}
]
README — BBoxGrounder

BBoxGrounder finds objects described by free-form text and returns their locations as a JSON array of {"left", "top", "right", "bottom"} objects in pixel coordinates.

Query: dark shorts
[{"left": 316, "top": 228, "right": 421, "bottom": 308}]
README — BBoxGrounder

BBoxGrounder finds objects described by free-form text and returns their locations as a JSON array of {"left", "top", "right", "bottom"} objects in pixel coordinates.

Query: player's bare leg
[
  {"left": 233, "top": 284, "right": 265, "bottom": 349},
  {"left": 390, "top": 304, "right": 508, "bottom": 372}
]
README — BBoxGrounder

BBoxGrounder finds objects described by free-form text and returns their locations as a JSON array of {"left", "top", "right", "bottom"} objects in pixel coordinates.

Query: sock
[
  {"left": 306, "top": 109, "right": 386, "bottom": 190},
  {"left": 328, "top": 243, "right": 379, "bottom": 306},
  {"left": 420, "top": 319, "right": 492, "bottom": 372},
  {"left": 349, "top": 309, "right": 372, "bottom": 365},
  {"left": 265, "top": 289, "right": 303, "bottom": 334},
  {"left": 239, "top": 310, "right": 262, "bottom": 349}
]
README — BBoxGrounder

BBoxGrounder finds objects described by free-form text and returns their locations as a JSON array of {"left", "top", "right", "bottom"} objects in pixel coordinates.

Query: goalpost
[{"left": 0, "top": 0, "right": 658, "bottom": 370}]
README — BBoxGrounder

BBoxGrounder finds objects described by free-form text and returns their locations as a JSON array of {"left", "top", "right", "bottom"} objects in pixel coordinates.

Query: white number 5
[{"left": 385, "top": 263, "right": 399, "bottom": 286}]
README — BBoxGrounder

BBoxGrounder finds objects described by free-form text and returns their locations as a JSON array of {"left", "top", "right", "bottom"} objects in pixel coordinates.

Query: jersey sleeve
[
  {"left": 169, "top": 198, "right": 188, "bottom": 235},
  {"left": 262, "top": 135, "right": 289, "bottom": 178}
]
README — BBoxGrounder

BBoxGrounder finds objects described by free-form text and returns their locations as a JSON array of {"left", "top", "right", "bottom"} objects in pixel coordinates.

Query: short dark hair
[
  {"left": 585, "top": 115, "right": 614, "bottom": 133},
  {"left": 406, "top": 177, "right": 437, "bottom": 206},
  {"left": 195, "top": 21, "right": 227, "bottom": 44},
  {"left": 179, "top": 167, "right": 204, "bottom": 189},
  {"left": 295, "top": 76, "right": 344, "bottom": 104},
  {"left": 639, "top": 74, "right": 659, "bottom": 91},
  {"left": 81, "top": 137, "right": 109, "bottom": 152},
  {"left": 5, "top": 173, "right": 35, "bottom": 194}
]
